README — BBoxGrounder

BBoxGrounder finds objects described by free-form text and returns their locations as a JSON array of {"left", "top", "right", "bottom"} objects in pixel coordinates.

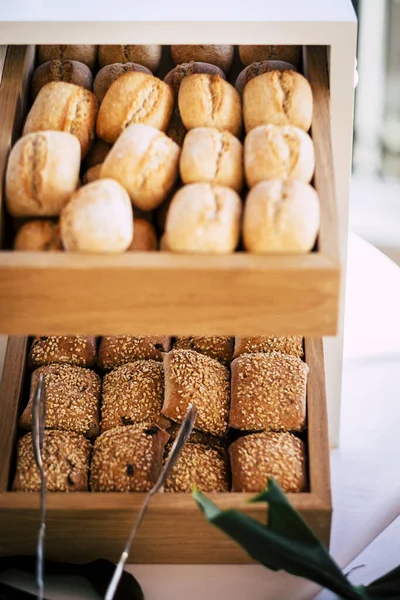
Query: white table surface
[{"left": 1, "top": 232, "right": 399, "bottom": 599}]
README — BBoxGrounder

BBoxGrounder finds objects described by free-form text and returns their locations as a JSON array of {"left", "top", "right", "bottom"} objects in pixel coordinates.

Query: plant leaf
[
  {"left": 365, "top": 564, "right": 400, "bottom": 598},
  {"left": 194, "top": 484, "right": 364, "bottom": 600}
]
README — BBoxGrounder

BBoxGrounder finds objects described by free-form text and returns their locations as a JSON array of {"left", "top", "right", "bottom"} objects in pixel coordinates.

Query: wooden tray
[
  {"left": 0, "top": 336, "right": 331, "bottom": 563},
  {"left": 0, "top": 45, "right": 340, "bottom": 337}
]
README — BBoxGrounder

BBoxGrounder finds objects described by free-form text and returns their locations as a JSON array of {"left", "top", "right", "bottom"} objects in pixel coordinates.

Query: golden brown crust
[
  {"left": 243, "top": 70, "right": 313, "bottom": 133},
  {"left": 239, "top": 45, "right": 302, "bottom": 69},
  {"left": 100, "top": 124, "right": 180, "bottom": 211},
  {"left": 31, "top": 60, "right": 93, "bottom": 100},
  {"left": 230, "top": 352, "right": 308, "bottom": 432},
  {"left": 243, "top": 179, "right": 320, "bottom": 254},
  {"left": 244, "top": 124, "right": 315, "bottom": 186},
  {"left": 178, "top": 74, "right": 242, "bottom": 137},
  {"left": 12, "top": 430, "right": 91, "bottom": 492},
  {"left": 162, "top": 349, "right": 230, "bottom": 437},
  {"left": 164, "top": 62, "right": 226, "bottom": 97},
  {"left": 14, "top": 220, "right": 63, "bottom": 251},
  {"left": 98, "top": 336, "right": 171, "bottom": 370},
  {"left": 90, "top": 424, "right": 169, "bottom": 492},
  {"left": 82, "top": 163, "right": 103, "bottom": 184},
  {"left": 6, "top": 131, "right": 80, "bottom": 217},
  {"left": 174, "top": 336, "right": 234, "bottom": 366},
  {"left": 98, "top": 45, "right": 162, "bottom": 71},
  {"left": 101, "top": 360, "right": 164, "bottom": 432},
  {"left": 19, "top": 364, "right": 101, "bottom": 439},
  {"left": 37, "top": 45, "right": 98, "bottom": 69},
  {"left": 180, "top": 127, "right": 243, "bottom": 191},
  {"left": 23, "top": 82, "right": 98, "bottom": 157},
  {"left": 164, "top": 443, "right": 229, "bottom": 492},
  {"left": 235, "top": 60, "right": 297, "bottom": 95},
  {"left": 28, "top": 336, "right": 97, "bottom": 368},
  {"left": 128, "top": 219, "right": 158, "bottom": 251},
  {"left": 229, "top": 431, "right": 307, "bottom": 493},
  {"left": 93, "top": 62, "right": 152, "bottom": 104},
  {"left": 96, "top": 72, "right": 174, "bottom": 144},
  {"left": 233, "top": 337, "right": 303, "bottom": 359},
  {"left": 171, "top": 46, "right": 234, "bottom": 74}
]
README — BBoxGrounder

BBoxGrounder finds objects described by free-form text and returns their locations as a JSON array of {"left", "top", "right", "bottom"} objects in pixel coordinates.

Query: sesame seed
[
  {"left": 174, "top": 337, "right": 234, "bottom": 366},
  {"left": 233, "top": 336, "right": 303, "bottom": 359},
  {"left": 29, "top": 336, "right": 97, "bottom": 368},
  {"left": 164, "top": 442, "right": 229, "bottom": 493},
  {"left": 98, "top": 336, "right": 171, "bottom": 370}
]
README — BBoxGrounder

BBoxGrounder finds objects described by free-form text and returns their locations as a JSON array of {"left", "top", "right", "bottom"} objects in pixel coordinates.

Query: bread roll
[
  {"left": 244, "top": 124, "right": 315, "bottom": 186},
  {"left": 243, "top": 180, "right": 320, "bottom": 253},
  {"left": 100, "top": 124, "right": 180, "bottom": 211},
  {"left": 174, "top": 336, "right": 234, "bottom": 366},
  {"left": 31, "top": 60, "right": 93, "bottom": 100},
  {"left": 239, "top": 45, "right": 302, "bottom": 69},
  {"left": 13, "top": 431, "right": 91, "bottom": 492},
  {"left": 171, "top": 45, "right": 234, "bottom": 74},
  {"left": 23, "top": 82, "right": 98, "bottom": 157},
  {"left": 166, "top": 183, "right": 241, "bottom": 254},
  {"left": 37, "top": 45, "right": 98, "bottom": 69},
  {"left": 128, "top": 219, "right": 158, "bottom": 251},
  {"left": 180, "top": 127, "right": 243, "bottom": 191},
  {"left": 28, "top": 335, "right": 97, "bottom": 368},
  {"left": 83, "top": 138, "right": 111, "bottom": 169},
  {"left": 229, "top": 431, "right": 306, "bottom": 493},
  {"left": 166, "top": 107, "right": 187, "bottom": 147},
  {"left": 233, "top": 336, "right": 303, "bottom": 359},
  {"left": 93, "top": 62, "right": 152, "bottom": 104},
  {"left": 82, "top": 163, "right": 102, "bottom": 184},
  {"left": 60, "top": 179, "right": 133, "bottom": 252},
  {"left": 98, "top": 336, "right": 171, "bottom": 370},
  {"left": 6, "top": 131, "right": 80, "bottom": 217},
  {"left": 96, "top": 72, "right": 174, "bottom": 143},
  {"left": 14, "top": 220, "right": 62, "bottom": 251},
  {"left": 165, "top": 442, "right": 229, "bottom": 492},
  {"left": 164, "top": 62, "right": 226, "bottom": 97},
  {"left": 98, "top": 45, "right": 162, "bottom": 71},
  {"left": 179, "top": 74, "right": 242, "bottom": 137},
  {"left": 243, "top": 71, "right": 313, "bottom": 132},
  {"left": 235, "top": 60, "right": 296, "bottom": 95}
]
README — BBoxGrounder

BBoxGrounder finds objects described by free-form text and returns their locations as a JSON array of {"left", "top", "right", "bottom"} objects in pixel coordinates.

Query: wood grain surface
[
  {"left": 0, "top": 45, "right": 340, "bottom": 336},
  {"left": 0, "top": 336, "right": 331, "bottom": 563}
]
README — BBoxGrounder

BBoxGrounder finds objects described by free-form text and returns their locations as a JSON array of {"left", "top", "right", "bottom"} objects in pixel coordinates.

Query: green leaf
[
  {"left": 193, "top": 482, "right": 365, "bottom": 600},
  {"left": 365, "top": 565, "right": 400, "bottom": 598}
]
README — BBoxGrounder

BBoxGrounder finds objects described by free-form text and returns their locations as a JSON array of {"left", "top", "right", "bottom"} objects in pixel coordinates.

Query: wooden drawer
[
  {"left": 0, "top": 336, "right": 331, "bottom": 563},
  {"left": 0, "top": 45, "right": 339, "bottom": 336}
]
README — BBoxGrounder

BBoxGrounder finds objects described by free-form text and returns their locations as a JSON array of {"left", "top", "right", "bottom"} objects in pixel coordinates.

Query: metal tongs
[
  {"left": 31, "top": 373, "right": 47, "bottom": 600},
  {"left": 105, "top": 403, "right": 198, "bottom": 600}
]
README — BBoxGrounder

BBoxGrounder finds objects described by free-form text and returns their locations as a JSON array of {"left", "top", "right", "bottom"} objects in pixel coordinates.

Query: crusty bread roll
[
  {"left": 244, "top": 124, "right": 315, "bottom": 186},
  {"left": 128, "top": 219, "right": 158, "bottom": 251},
  {"left": 178, "top": 74, "right": 242, "bottom": 137},
  {"left": 96, "top": 71, "right": 174, "bottom": 143},
  {"left": 243, "top": 179, "right": 320, "bottom": 253},
  {"left": 6, "top": 131, "right": 80, "bottom": 217},
  {"left": 98, "top": 45, "right": 162, "bottom": 71},
  {"left": 100, "top": 124, "right": 180, "bottom": 211},
  {"left": 180, "top": 127, "right": 243, "bottom": 191},
  {"left": 23, "top": 82, "right": 98, "bottom": 157},
  {"left": 82, "top": 163, "right": 102, "bottom": 184},
  {"left": 164, "top": 62, "right": 226, "bottom": 97},
  {"left": 83, "top": 138, "right": 111, "bottom": 169},
  {"left": 165, "top": 183, "right": 242, "bottom": 254},
  {"left": 37, "top": 45, "right": 98, "bottom": 69},
  {"left": 14, "top": 220, "right": 63, "bottom": 251},
  {"left": 243, "top": 71, "right": 313, "bottom": 132},
  {"left": 31, "top": 60, "right": 93, "bottom": 100},
  {"left": 93, "top": 62, "right": 152, "bottom": 104},
  {"left": 60, "top": 179, "right": 133, "bottom": 252},
  {"left": 235, "top": 60, "right": 297, "bottom": 95},
  {"left": 171, "top": 45, "right": 234, "bottom": 74},
  {"left": 239, "top": 45, "right": 302, "bottom": 69}
]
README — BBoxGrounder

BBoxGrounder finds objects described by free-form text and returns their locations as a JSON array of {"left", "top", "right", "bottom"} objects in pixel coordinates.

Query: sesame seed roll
[
  {"left": 162, "top": 349, "right": 230, "bottom": 437},
  {"left": 164, "top": 442, "right": 229, "bottom": 493},
  {"left": 101, "top": 360, "right": 164, "bottom": 432},
  {"left": 90, "top": 424, "right": 169, "bottom": 492},
  {"left": 229, "top": 431, "right": 307, "bottom": 493},
  {"left": 19, "top": 364, "right": 101, "bottom": 439},
  {"left": 233, "top": 336, "right": 303, "bottom": 359},
  {"left": 173, "top": 336, "right": 234, "bottom": 366},
  {"left": 98, "top": 336, "right": 171, "bottom": 370},
  {"left": 28, "top": 335, "right": 97, "bottom": 368},
  {"left": 12, "top": 430, "right": 91, "bottom": 492},
  {"left": 230, "top": 352, "right": 308, "bottom": 432}
]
